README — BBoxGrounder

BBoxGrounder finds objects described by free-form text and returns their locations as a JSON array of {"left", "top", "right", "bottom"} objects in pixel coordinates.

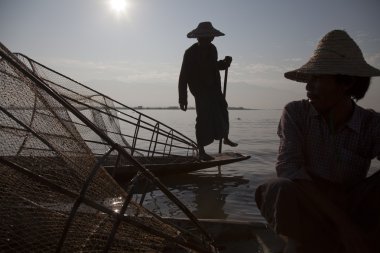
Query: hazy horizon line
[{"left": 124, "top": 105, "right": 281, "bottom": 110}]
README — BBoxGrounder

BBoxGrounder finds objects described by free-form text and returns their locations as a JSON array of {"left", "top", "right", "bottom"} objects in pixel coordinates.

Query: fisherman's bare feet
[
  {"left": 223, "top": 138, "right": 238, "bottom": 147},
  {"left": 199, "top": 152, "right": 214, "bottom": 161}
]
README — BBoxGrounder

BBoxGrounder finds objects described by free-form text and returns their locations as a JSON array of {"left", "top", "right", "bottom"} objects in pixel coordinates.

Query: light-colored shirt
[{"left": 276, "top": 100, "right": 380, "bottom": 186}]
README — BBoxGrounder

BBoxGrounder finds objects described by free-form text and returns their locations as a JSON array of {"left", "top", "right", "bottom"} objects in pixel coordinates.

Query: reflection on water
[
  {"left": 117, "top": 109, "right": 279, "bottom": 222},
  {"left": 121, "top": 173, "right": 249, "bottom": 220},
  {"left": 117, "top": 109, "right": 282, "bottom": 222},
  {"left": 166, "top": 173, "right": 249, "bottom": 219}
]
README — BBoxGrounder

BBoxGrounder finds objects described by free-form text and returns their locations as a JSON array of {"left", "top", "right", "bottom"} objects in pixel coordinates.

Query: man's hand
[
  {"left": 339, "top": 223, "right": 370, "bottom": 253},
  {"left": 179, "top": 102, "right": 187, "bottom": 111},
  {"left": 224, "top": 56, "right": 232, "bottom": 67}
]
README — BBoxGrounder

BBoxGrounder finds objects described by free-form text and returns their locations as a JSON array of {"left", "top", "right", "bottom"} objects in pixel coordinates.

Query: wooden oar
[{"left": 218, "top": 67, "right": 229, "bottom": 173}]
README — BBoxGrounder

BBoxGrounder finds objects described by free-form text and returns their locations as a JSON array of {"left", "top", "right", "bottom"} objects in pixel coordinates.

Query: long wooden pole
[{"left": 218, "top": 68, "right": 228, "bottom": 173}]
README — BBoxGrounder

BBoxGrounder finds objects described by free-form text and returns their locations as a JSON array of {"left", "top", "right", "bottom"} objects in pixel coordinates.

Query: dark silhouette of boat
[
  {"left": 13, "top": 53, "right": 250, "bottom": 178},
  {"left": 0, "top": 41, "right": 219, "bottom": 252},
  {"left": 0, "top": 41, "right": 286, "bottom": 253}
]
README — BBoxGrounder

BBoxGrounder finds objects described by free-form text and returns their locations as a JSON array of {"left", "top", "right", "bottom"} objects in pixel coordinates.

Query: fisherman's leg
[
  {"left": 198, "top": 145, "right": 214, "bottom": 161},
  {"left": 348, "top": 171, "right": 380, "bottom": 252},
  {"left": 194, "top": 97, "right": 214, "bottom": 160},
  {"left": 218, "top": 98, "right": 237, "bottom": 147},
  {"left": 223, "top": 137, "right": 238, "bottom": 147},
  {"left": 196, "top": 122, "right": 214, "bottom": 161},
  {"left": 194, "top": 99, "right": 214, "bottom": 161},
  {"left": 255, "top": 178, "right": 339, "bottom": 252}
]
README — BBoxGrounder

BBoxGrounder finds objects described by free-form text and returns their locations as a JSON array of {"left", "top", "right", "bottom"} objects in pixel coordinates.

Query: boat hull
[{"left": 105, "top": 152, "right": 251, "bottom": 179}]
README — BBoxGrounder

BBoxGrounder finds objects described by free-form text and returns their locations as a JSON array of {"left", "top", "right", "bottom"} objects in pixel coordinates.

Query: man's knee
[{"left": 255, "top": 177, "right": 297, "bottom": 210}]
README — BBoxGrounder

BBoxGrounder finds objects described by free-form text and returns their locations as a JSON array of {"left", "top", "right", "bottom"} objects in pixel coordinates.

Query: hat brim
[
  {"left": 285, "top": 61, "right": 380, "bottom": 83},
  {"left": 187, "top": 30, "right": 225, "bottom": 38}
]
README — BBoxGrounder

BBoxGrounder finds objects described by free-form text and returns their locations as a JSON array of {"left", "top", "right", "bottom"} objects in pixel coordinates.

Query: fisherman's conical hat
[
  {"left": 285, "top": 30, "right": 380, "bottom": 82},
  {"left": 187, "top": 21, "right": 225, "bottom": 38}
]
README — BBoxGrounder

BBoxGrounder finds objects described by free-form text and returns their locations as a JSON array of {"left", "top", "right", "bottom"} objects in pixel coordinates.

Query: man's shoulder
[
  {"left": 281, "top": 100, "right": 315, "bottom": 126},
  {"left": 183, "top": 44, "right": 198, "bottom": 60},
  {"left": 356, "top": 105, "right": 380, "bottom": 125},
  {"left": 284, "top": 100, "right": 312, "bottom": 113},
  {"left": 185, "top": 43, "right": 217, "bottom": 52},
  {"left": 185, "top": 43, "right": 198, "bottom": 53},
  {"left": 373, "top": 110, "right": 380, "bottom": 122}
]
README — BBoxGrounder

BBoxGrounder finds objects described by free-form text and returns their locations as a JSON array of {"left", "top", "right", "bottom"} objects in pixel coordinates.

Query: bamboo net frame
[
  {"left": 0, "top": 42, "right": 216, "bottom": 252},
  {"left": 14, "top": 53, "right": 198, "bottom": 163}
]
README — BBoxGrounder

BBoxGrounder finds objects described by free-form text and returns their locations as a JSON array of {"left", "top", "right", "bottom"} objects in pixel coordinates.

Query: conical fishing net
[
  {"left": 0, "top": 42, "right": 215, "bottom": 252},
  {"left": 15, "top": 53, "right": 199, "bottom": 168}
]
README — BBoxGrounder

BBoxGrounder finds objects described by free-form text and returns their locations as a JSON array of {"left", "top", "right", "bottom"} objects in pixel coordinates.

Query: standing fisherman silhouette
[{"left": 178, "top": 21, "right": 238, "bottom": 161}]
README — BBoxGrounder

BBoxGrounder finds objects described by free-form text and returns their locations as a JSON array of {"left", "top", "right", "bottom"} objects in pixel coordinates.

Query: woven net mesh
[
  {"left": 15, "top": 53, "right": 198, "bottom": 165},
  {"left": 0, "top": 43, "right": 215, "bottom": 252}
]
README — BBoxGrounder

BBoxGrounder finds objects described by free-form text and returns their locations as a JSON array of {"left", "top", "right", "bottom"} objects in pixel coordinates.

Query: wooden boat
[
  {"left": 0, "top": 42, "right": 222, "bottom": 253},
  {"left": 106, "top": 152, "right": 251, "bottom": 179},
  {"left": 2, "top": 43, "right": 262, "bottom": 252},
  {"left": 14, "top": 52, "right": 251, "bottom": 178}
]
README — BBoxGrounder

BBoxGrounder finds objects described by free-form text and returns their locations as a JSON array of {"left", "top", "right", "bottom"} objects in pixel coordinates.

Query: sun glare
[{"left": 109, "top": 0, "right": 128, "bottom": 14}]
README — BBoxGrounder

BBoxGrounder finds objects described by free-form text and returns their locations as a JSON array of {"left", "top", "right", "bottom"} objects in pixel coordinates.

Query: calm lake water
[{"left": 121, "top": 109, "right": 380, "bottom": 223}]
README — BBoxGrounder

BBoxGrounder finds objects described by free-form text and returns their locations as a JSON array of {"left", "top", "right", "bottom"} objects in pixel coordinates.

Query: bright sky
[{"left": 1, "top": 0, "right": 379, "bottom": 110}]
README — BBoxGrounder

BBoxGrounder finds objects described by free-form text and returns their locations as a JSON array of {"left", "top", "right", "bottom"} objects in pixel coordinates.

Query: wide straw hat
[
  {"left": 187, "top": 21, "right": 225, "bottom": 38},
  {"left": 284, "top": 30, "right": 380, "bottom": 83}
]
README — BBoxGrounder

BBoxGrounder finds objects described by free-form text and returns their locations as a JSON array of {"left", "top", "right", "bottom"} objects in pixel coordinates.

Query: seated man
[{"left": 255, "top": 30, "right": 380, "bottom": 253}]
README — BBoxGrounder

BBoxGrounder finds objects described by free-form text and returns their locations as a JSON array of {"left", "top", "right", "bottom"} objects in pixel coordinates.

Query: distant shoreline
[
  {"left": 113, "top": 106, "right": 282, "bottom": 110},
  {"left": 129, "top": 106, "right": 259, "bottom": 110}
]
